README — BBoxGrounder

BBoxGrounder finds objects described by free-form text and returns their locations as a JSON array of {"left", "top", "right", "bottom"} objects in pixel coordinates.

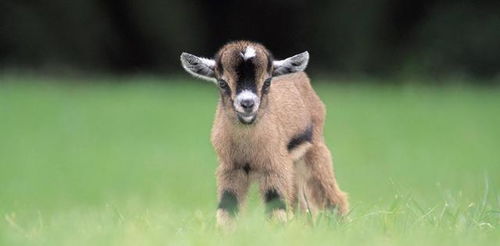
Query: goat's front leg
[
  {"left": 259, "top": 161, "right": 295, "bottom": 222},
  {"left": 216, "top": 165, "right": 249, "bottom": 227}
]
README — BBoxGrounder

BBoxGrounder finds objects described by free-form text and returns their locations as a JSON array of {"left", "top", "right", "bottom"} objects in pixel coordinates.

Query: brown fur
[{"left": 182, "top": 41, "right": 348, "bottom": 225}]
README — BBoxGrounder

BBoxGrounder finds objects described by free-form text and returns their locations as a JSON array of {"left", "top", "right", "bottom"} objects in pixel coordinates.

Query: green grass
[{"left": 0, "top": 75, "right": 499, "bottom": 245}]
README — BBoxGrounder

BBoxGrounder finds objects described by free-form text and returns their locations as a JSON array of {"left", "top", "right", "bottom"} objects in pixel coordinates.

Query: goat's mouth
[{"left": 237, "top": 112, "right": 256, "bottom": 125}]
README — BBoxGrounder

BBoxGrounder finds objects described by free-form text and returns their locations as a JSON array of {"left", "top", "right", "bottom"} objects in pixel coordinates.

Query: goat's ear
[
  {"left": 272, "top": 51, "right": 309, "bottom": 76},
  {"left": 180, "top": 52, "right": 217, "bottom": 82}
]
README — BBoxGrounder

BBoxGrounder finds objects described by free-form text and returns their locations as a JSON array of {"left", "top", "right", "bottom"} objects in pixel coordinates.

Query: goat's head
[{"left": 180, "top": 41, "right": 309, "bottom": 125}]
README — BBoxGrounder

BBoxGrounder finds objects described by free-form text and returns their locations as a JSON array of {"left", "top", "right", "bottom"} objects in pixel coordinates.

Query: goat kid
[{"left": 180, "top": 41, "right": 348, "bottom": 226}]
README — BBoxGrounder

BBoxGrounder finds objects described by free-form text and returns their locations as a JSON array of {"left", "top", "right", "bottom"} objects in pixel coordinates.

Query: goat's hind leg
[
  {"left": 304, "top": 143, "right": 349, "bottom": 215},
  {"left": 293, "top": 158, "right": 316, "bottom": 215}
]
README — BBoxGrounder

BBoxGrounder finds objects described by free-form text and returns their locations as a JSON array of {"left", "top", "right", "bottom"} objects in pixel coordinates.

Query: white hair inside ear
[
  {"left": 272, "top": 51, "right": 309, "bottom": 76},
  {"left": 180, "top": 52, "right": 217, "bottom": 82}
]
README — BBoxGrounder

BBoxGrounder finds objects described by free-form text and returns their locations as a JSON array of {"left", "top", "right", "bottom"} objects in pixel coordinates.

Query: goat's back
[{"left": 267, "top": 72, "right": 326, "bottom": 141}]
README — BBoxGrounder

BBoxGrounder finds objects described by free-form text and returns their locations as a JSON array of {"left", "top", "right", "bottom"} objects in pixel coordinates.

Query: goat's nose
[{"left": 240, "top": 99, "right": 255, "bottom": 110}]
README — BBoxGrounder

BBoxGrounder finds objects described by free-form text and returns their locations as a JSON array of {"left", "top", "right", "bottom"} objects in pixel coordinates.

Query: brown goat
[{"left": 180, "top": 41, "right": 348, "bottom": 226}]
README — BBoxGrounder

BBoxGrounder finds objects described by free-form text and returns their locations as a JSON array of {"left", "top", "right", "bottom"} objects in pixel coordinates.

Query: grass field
[{"left": 0, "top": 75, "right": 499, "bottom": 245}]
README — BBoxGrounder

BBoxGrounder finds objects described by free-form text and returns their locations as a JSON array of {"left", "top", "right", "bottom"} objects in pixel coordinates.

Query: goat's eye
[
  {"left": 218, "top": 80, "right": 228, "bottom": 89},
  {"left": 263, "top": 78, "right": 272, "bottom": 90}
]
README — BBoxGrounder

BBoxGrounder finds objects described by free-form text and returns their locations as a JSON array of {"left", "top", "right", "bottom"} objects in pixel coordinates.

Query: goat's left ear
[
  {"left": 272, "top": 51, "right": 309, "bottom": 76},
  {"left": 180, "top": 52, "right": 217, "bottom": 82}
]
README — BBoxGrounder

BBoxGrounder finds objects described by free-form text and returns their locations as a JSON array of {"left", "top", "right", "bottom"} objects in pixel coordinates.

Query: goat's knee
[
  {"left": 264, "top": 189, "right": 287, "bottom": 214},
  {"left": 259, "top": 170, "right": 294, "bottom": 220},
  {"left": 216, "top": 168, "right": 249, "bottom": 226},
  {"left": 216, "top": 190, "right": 238, "bottom": 227}
]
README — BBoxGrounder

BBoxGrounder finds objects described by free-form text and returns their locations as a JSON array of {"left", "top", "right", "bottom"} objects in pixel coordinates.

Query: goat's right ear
[{"left": 180, "top": 52, "right": 217, "bottom": 82}]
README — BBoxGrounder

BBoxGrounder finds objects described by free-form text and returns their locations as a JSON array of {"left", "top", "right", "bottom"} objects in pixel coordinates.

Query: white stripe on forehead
[{"left": 240, "top": 46, "right": 256, "bottom": 61}]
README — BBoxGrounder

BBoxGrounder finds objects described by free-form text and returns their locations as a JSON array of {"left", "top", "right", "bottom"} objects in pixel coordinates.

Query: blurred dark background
[{"left": 1, "top": 0, "right": 499, "bottom": 81}]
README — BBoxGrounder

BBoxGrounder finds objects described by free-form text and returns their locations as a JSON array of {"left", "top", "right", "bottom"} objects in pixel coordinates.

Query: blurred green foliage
[{"left": 1, "top": 0, "right": 499, "bottom": 80}]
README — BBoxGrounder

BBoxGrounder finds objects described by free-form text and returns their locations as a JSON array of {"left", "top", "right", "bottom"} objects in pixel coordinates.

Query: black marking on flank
[
  {"left": 217, "top": 191, "right": 238, "bottom": 216},
  {"left": 243, "top": 163, "right": 251, "bottom": 174},
  {"left": 287, "top": 124, "right": 313, "bottom": 151},
  {"left": 265, "top": 189, "right": 286, "bottom": 213}
]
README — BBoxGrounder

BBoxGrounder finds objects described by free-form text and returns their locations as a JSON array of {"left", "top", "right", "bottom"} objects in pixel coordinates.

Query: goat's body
[
  {"left": 211, "top": 72, "right": 348, "bottom": 218},
  {"left": 181, "top": 41, "right": 348, "bottom": 225}
]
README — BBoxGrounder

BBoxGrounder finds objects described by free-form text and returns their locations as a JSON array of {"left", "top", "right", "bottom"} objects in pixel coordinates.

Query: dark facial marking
[
  {"left": 264, "top": 189, "right": 286, "bottom": 213},
  {"left": 217, "top": 191, "right": 238, "bottom": 216},
  {"left": 235, "top": 58, "right": 257, "bottom": 94},
  {"left": 287, "top": 124, "right": 313, "bottom": 151}
]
